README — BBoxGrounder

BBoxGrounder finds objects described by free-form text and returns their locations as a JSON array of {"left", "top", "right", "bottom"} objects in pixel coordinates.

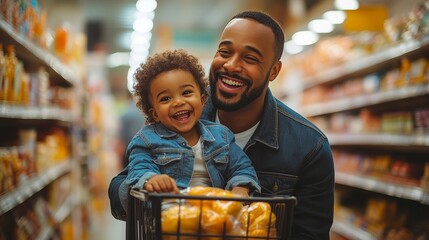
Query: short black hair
[{"left": 231, "top": 11, "right": 284, "bottom": 61}]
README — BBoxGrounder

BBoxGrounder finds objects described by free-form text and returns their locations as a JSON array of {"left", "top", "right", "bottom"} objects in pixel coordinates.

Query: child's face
[{"left": 148, "top": 69, "right": 205, "bottom": 137}]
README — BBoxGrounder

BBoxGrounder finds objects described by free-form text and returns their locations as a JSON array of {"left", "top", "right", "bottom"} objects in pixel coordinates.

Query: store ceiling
[
  {"left": 82, "top": 0, "right": 323, "bottom": 55},
  {"left": 41, "top": 0, "right": 395, "bottom": 58}
]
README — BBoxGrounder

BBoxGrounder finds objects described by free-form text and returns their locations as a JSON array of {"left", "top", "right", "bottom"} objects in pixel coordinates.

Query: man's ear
[
  {"left": 269, "top": 61, "right": 282, "bottom": 82},
  {"left": 149, "top": 108, "right": 159, "bottom": 122}
]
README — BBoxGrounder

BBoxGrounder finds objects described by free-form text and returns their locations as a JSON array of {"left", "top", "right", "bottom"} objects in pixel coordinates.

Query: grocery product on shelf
[
  {"left": 280, "top": 1, "right": 429, "bottom": 239},
  {"left": 0, "top": 3, "right": 88, "bottom": 240}
]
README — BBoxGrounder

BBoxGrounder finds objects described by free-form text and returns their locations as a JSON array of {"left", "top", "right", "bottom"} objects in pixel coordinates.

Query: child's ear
[
  {"left": 149, "top": 108, "right": 159, "bottom": 122},
  {"left": 201, "top": 93, "right": 208, "bottom": 104}
]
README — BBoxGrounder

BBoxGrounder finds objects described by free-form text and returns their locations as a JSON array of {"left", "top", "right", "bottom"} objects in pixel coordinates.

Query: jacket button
[{"left": 272, "top": 182, "right": 278, "bottom": 192}]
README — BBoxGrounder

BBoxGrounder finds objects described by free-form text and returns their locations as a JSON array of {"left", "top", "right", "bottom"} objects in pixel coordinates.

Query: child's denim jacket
[{"left": 124, "top": 119, "right": 260, "bottom": 193}]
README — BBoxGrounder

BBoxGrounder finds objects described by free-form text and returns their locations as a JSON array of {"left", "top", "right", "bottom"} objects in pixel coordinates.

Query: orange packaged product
[
  {"left": 239, "top": 202, "right": 277, "bottom": 238},
  {"left": 0, "top": 44, "right": 5, "bottom": 101},
  {"left": 54, "top": 25, "right": 70, "bottom": 62},
  {"left": 187, "top": 185, "right": 226, "bottom": 208},
  {"left": 200, "top": 206, "right": 235, "bottom": 236},
  {"left": 409, "top": 58, "right": 428, "bottom": 85},
  {"left": 163, "top": 186, "right": 280, "bottom": 238},
  {"left": 4, "top": 45, "right": 17, "bottom": 102},
  {"left": 33, "top": 10, "right": 47, "bottom": 48},
  {"left": 161, "top": 204, "right": 201, "bottom": 234}
]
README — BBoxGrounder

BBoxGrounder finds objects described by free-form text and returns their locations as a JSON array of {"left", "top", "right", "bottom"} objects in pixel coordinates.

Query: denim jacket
[
  {"left": 109, "top": 90, "right": 334, "bottom": 239},
  {"left": 120, "top": 119, "right": 260, "bottom": 211},
  {"left": 202, "top": 90, "right": 335, "bottom": 240}
]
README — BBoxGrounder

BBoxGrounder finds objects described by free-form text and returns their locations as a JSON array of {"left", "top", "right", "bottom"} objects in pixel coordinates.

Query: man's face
[{"left": 209, "top": 18, "right": 278, "bottom": 112}]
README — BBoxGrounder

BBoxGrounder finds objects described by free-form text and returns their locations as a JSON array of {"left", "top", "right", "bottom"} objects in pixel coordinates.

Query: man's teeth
[{"left": 222, "top": 78, "right": 244, "bottom": 87}]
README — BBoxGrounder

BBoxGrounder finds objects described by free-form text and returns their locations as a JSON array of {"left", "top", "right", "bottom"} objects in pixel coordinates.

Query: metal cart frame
[{"left": 126, "top": 189, "right": 297, "bottom": 240}]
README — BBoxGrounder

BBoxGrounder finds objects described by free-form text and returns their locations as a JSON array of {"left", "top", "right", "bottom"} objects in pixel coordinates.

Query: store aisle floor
[
  {"left": 89, "top": 203, "right": 126, "bottom": 240},
  {"left": 87, "top": 150, "right": 127, "bottom": 240}
]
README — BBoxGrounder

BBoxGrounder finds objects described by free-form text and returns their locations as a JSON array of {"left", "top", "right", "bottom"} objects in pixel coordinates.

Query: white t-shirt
[
  {"left": 189, "top": 137, "right": 211, "bottom": 187},
  {"left": 188, "top": 113, "right": 259, "bottom": 187},
  {"left": 215, "top": 112, "right": 259, "bottom": 149}
]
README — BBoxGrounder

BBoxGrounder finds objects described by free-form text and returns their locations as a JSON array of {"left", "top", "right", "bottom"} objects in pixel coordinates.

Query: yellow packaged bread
[
  {"left": 161, "top": 186, "right": 278, "bottom": 239},
  {"left": 239, "top": 202, "right": 277, "bottom": 237},
  {"left": 161, "top": 204, "right": 200, "bottom": 234}
]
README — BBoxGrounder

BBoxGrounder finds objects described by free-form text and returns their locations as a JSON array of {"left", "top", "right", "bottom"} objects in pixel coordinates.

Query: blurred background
[{"left": 1, "top": 0, "right": 429, "bottom": 239}]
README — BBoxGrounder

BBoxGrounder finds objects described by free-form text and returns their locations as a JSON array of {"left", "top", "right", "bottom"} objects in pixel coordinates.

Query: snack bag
[
  {"left": 238, "top": 202, "right": 277, "bottom": 238},
  {"left": 161, "top": 204, "right": 200, "bottom": 234}
]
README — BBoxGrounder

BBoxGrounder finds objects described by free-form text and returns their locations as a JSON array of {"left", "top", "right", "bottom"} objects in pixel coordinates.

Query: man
[{"left": 109, "top": 11, "right": 334, "bottom": 239}]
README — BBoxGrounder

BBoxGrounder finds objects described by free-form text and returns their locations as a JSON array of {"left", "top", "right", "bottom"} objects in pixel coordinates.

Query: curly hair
[{"left": 133, "top": 49, "right": 208, "bottom": 124}]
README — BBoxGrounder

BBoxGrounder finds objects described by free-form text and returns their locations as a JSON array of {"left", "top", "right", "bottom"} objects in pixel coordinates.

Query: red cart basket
[{"left": 126, "top": 188, "right": 297, "bottom": 240}]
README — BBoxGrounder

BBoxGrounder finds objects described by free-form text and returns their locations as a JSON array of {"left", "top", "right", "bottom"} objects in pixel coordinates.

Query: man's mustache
[{"left": 213, "top": 71, "right": 250, "bottom": 86}]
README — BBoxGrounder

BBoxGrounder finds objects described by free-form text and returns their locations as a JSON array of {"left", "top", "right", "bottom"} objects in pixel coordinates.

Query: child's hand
[
  {"left": 231, "top": 186, "right": 250, "bottom": 197},
  {"left": 144, "top": 174, "right": 180, "bottom": 193}
]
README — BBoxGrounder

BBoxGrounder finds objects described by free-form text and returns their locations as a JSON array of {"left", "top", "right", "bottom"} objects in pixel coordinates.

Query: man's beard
[{"left": 209, "top": 71, "right": 269, "bottom": 112}]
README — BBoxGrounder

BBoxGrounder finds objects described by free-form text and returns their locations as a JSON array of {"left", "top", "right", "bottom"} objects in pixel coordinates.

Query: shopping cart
[{"left": 126, "top": 188, "right": 297, "bottom": 240}]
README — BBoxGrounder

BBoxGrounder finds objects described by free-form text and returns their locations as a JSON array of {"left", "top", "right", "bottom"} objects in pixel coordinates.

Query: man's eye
[
  {"left": 218, "top": 49, "right": 230, "bottom": 57},
  {"left": 245, "top": 56, "right": 259, "bottom": 63}
]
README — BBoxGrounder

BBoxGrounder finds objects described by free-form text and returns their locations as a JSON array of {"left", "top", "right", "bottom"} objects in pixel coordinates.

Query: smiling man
[{"left": 109, "top": 11, "right": 335, "bottom": 240}]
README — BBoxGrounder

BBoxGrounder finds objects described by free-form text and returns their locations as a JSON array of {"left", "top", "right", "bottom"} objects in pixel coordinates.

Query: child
[{"left": 121, "top": 49, "right": 260, "bottom": 209}]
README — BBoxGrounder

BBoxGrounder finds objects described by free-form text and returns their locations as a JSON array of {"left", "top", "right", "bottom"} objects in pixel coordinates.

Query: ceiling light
[
  {"left": 133, "top": 18, "right": 153, "bottom": 32},
  {"left": 131, "top": 36, "right": 150, "bottom": 46},
  {"left": 135, "top": 11, "right": 155, "bottom": 20},
  {"left": 284, "top": 40, "right": 304, "bottom": 55},
  {"left": 130, "top": 51, "right": 149, "bottom": 63},
  {"left": 323, "top": 10, "right": 346, "bottom": 24},
  {"left": 132, "top": 31, "right": 152, "bottom": 41},
  {"left": 308, "top": 19, "right": 334, "bottom": 33},
  {"left": 131, "top": 43, "right": 150, "bottom": 52},
  {"left": 136, "top": 0, "right": 157, "bottom": 13},
  {"left": 292, "top": 31, "right": 319, "bottom": 46},
  {"left": 334, "top": 0, "right": 359, "bottom": 10}
]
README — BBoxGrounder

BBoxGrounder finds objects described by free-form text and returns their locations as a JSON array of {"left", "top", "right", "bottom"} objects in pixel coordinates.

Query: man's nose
[{"left": 224, "top": 55, "right": 242, "bottom": 72}]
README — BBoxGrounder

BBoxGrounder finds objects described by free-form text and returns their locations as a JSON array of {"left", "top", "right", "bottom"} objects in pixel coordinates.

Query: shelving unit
[
  {"left": 332, "top": 221, "right": 376, "bottom": 240},
  {"left": 335, "top": 171, "right": 424, "bottom": 203},
  {"left": 0, "top": 19, "right": 76, "bottom": 86},
  {"left": 0, "top": 104, "right": 72, "bottom": 121},
  {"left": 299, "top": 34, "right": 429, "bottom": 239},
  {"left": 0, "top": 160, "right": 71, "bottom": 215},
  {"left": 328, "top": 133, "right": 429, "bottom": 148},
  {"left": 36, "top": 193, "right": 76, "bottom": 240},
  {"left": 301, "top": 84, "right": 429, "bottom": 117},
  {"left": 0, "top": 18, "right": 86, "bottom": 240},
  {"left": 302, "top": 36, "right": 429, "bottom": 90}
]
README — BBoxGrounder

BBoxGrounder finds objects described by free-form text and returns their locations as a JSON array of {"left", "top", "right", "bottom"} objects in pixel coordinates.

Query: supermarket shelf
[
  {"left": 0, "top": 104, "right": 72, "bottom": 121},
  {"left": 328, "top": 132, "right": 429, "bottom": 147},
  {"left": 0, "top": 19, "right": 75, "bottom": 87},
  {"left": 301, "top": 84, "right": 429, "bottom": 117},
  {"left": 0, "top": 161, "right": 72, "bottom": 215},
  {"left": 37, "top": 227, "right": 54, "bottom": 240},
  {"left": 303, "top": 35, "right": 429, "bottom": 90},
  {"left": 54, "top": 194, "right": 75, "bottom": 223},
  {"left": 336, "top": 171, "right": 425, "bottom": 203},
  {"left": 36, "top": 195, "right": 75, "bottom": 240},
  {"left": 331, "top": 220, "right": 376, "bottom": 240}
]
